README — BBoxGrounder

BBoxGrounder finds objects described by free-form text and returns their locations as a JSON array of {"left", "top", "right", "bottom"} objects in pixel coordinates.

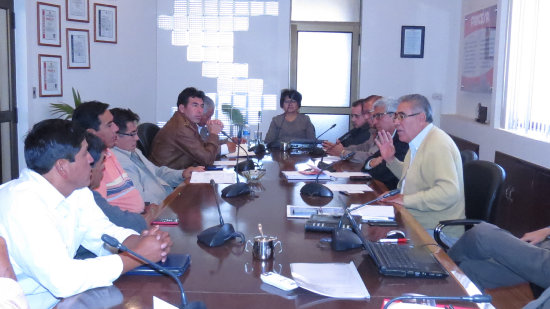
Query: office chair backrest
[
  {"left": 463, "top": 160, "right": 506, "bottom": 222},
  {"left": 137, "top": 123, "right": 160, "bottom": 158},
  {"left": 460, "top": 149, "right": 479, "bottom": 165}
]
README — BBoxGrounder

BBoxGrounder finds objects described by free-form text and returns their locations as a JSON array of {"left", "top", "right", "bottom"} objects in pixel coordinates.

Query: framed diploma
[
  {"left": 400, "top": 26, "right": 425, "bottom": 58},
  {"left": 94, "top": 3, "right": 117, "bottom": 43},
  {"left": 38, "top": 54, "right": 63, "bottom": 97},
  {"left": 66, "top": 28, "right": 90, "bottom": 69},
  {"left": 37, "top": 2, "right": 61, "bottom": 47},
  {"left": 66, "top": 0, "right": 89, "bottom": 23}
]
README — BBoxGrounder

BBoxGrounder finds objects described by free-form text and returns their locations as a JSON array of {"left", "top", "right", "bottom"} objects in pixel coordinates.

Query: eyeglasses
[
  {"left": 118, "top": 131, "right": 138, "bottom": 137},
  {"left": 283, "top": 100, "right": 298, "bottom": 105},
  {"left": 393, "top": 112, "right": 421, "bottom": 121},
  {"left": 372, "top": 112, "right": 395, "bottom": 120}
]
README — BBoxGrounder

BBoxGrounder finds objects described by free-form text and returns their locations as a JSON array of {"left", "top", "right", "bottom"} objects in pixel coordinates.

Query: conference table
[{"left": 61, "top": 151, "right": 488, "bottom": 309}]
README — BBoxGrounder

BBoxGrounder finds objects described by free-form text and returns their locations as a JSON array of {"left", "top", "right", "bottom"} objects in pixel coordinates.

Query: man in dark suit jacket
[{"left": 362, "top": 97, "right": 408, "bottom": 190}]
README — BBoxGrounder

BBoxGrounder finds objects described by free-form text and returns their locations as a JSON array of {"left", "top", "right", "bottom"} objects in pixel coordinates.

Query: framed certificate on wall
[
  {"left": 94, "top": 3, "right": 117, "bottom": 43},
  {"left": 66, "top": 28, "right": 90, "bottom": 68},
  {"left": 37, "top": 2, "right": 61, "bottom": 46},
  {"left": 38, "top": 54, "right": 63, "bottom": 97},
  {"left": 66, "top": 0, "right": 89, "bottom": 22}
]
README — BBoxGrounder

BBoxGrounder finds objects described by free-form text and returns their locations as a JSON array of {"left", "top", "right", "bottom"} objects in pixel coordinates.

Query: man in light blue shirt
[{"left": 111, "top": 108, "right": 204, "bottom": 205}]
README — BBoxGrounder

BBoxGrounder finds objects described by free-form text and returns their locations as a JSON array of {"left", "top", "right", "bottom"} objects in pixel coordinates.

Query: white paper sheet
[
  {"left": 290, "top": 261, "right": 370, "bottom": 299},
  {"left": 324, "top": 184, "right": 372, "bottom": 193},
  {"left": 213, "top": 160, "right": 238, "bottom": 166},
  {"left": 325, "top": 171, "right": 371, "bottom": 178},
  {"left": 190, "top": 171, "right": 236, "bottom": 184},
  {"left": 225, "top": 149, "right": 255, "bottom": 158},
  {"left": 153, "top": 296, "right": 178, "bottom": 309},
  {"left": 350, "top": 205, "right": 395, "bottom": 221},
  {"left": 282, "top": 171, "right": 331, "bottom": 180}
]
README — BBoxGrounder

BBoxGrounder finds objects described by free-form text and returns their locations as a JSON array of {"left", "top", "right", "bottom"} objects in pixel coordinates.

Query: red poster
[{"left": 461, "top": 5, "right": 497, "bottom": 93}]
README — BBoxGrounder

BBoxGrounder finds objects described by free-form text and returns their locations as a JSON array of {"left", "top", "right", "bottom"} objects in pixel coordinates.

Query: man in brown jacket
[{"left": 150, "top": 87, "right": 224, "bottom": 169}]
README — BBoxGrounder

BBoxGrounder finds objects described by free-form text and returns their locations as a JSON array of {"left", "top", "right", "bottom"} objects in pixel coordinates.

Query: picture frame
[
  {"left": 37, "top": 2, "right": 61, "bottom": 47},
  {"left": 94, "top": 3, "right": 117, "bottom": 43},
  {"left": 66, "top": 0, "right": 89, "bottom": 23},
  {"left": 66, "top": 28, "right": 90, "bottom": 69},
  {"left": 400, "top": 26, "right": 425, "bottom": 58},
  {"left": 38, "top": 54, "right": 63, "bottom": 97}
]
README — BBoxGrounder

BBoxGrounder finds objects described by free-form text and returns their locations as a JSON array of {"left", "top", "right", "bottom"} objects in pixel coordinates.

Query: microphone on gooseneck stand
[
  {"left": 331, "top": 189, "right": 400, "bottom": 251},
  {"left": 337, "top": 127, "right": 357, "bottom": 146},
  {"left": 310, "top": 124, "right": 336, "bottom": 157},
  {"left": 249, "top": 111, "right": 266, "bottom": 153},
  {"left": 197, "top": 180, "right": 245, "bottom": 246},
  {"left": 101, "top": 234, "right": 206, "bottom": 309},
  {"left": 382, "top": 294, "right": 492, "bottom": 309},
  {"left": 300, "top": 151, "right": 355, "bottom": 198},
  {"left": 221, "top": 130, "right": 254, "bottom": 174}
]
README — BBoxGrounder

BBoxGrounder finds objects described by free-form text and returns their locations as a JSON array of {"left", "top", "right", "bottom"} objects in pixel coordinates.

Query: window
[
  {"left": 504, "top": 0, "right": 550, "bottom": 141},
  {"left": 290, "top": 0, "right": 361, "bottom": 142}
]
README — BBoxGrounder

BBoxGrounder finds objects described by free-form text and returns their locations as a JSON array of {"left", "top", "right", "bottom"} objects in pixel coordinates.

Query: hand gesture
[
  {"left": 183, "top": 166, "right": 205, "bottom": 178},
  {"left": 375, "top": 130, "right": 396, "bottom": 162},
  {"left": 207, "top": 120, "right": 224, "bottom": 135}
]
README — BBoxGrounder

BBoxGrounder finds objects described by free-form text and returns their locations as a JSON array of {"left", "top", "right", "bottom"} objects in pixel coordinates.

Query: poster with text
[{"left": 461, "top": 5, "right": 497, "bottom": 93}]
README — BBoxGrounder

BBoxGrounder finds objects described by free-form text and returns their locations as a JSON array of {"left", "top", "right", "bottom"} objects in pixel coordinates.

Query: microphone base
[
  {"left": 182, "top": 301, "right": 207, "bottom": 309},
  {"left": 331, "top": 228, "right": 363, "bottom": 251},
  {"left": 221, "top": 183, "right": 251, "bottom": 198},
  {"left": 300, "top": 183, "right": 333, "bottom": 198},
  {"left": 234, "top": 160, "right": 255, "bottom": 173},
  {"left": 197, "top": 223, "right": 245, "bottom": 247}
]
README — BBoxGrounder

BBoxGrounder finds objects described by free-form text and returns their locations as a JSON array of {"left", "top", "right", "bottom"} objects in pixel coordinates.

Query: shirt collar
[
  {"left": 113, "top": 146, "right": 132, "bottom": 156},
  {"left": 409, "top": 123, "right": 433, "bottom": 152},
  {"left": 21, "top": 168, "right": 69, "bottom": 211}
]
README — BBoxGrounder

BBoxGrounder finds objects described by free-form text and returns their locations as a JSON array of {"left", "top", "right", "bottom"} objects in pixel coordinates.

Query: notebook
[
  {"left": 125, "top": 253, "right": 191, "bottom": 277},
  {"left": 344, "top": 211, "right": 448, "bottom": 279}
]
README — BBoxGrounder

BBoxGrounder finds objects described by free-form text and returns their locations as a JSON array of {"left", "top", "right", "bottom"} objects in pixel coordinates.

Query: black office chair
[
  {"left": 460, "top": 149, "right": 479, "bottom": 165},
  {"left": 137, "top": 123, "right": 160, "bottom": 158},
  {"left": 434, "top": 160, "right": 506, "bottom": 250}
]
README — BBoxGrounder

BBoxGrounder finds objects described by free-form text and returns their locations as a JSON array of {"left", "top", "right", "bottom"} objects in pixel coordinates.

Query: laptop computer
[{"left": 344, "top": 210, "right": 448, "bottom": 279}]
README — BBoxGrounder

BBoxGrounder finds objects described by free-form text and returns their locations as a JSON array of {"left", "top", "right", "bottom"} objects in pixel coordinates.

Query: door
[{"left": 0, "top": 0, "right": 18, "bottom": 182}]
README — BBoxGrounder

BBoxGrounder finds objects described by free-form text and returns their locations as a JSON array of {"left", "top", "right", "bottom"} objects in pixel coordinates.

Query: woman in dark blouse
[{"left": 264, "top": 89, "right": 315, "bottom": 146}]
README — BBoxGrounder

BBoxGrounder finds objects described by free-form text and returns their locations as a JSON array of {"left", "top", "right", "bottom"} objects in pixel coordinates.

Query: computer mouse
[{"left": 386, "top": 230, "right": 406, "bottom": 239}]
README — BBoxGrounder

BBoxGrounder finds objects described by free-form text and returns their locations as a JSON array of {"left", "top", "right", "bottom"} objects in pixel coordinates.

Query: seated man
[
  {"left": 111, "top": 108, "right": 204, "bottom": 204},
  {"left": 362, "top": 97, "right": 409, "bottom": 190},
  {"left": 448, "top": 222, "right": 550, "bottom": 292},
  {"left": 0, "top": 119, "right": 171, "bottom": 308},
  {"left": 150, "top": 87, "right": 224, "bottom": 169},
  {"left": 323, "top": 95, "right": 380, "bottom": 163},
  {"left": 86, "top": 133, "right": 148, "bottom": 232},
  {"left": 73, "top": 101, "right": 146, "bottom": 213},
  {"left": 377, "top": 94, "right": 465, "bottom": 239},
  {"left": 0, "top": 237, "right": 29, "bottom": 309},
  {"left": 197, "top": 96, "right": 237, "bottom": 155}
]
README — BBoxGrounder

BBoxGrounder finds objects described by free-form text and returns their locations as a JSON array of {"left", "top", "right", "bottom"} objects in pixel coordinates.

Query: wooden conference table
[{"left": 63, "top": 151, "right": 486, "bottom": 308}]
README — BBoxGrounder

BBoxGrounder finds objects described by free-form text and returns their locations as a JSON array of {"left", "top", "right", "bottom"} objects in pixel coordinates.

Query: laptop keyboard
[{"left": 370, "top": 242, "right": 418, "bottom": 269}]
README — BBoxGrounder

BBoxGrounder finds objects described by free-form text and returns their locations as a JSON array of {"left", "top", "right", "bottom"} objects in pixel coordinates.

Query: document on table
[
  {"left": 324, "top": 184, "right": 373, "bottom": 194},
  {"left": 350, "top": 205, "right": 395, "bottom": 221},
  {"left": 325, "top": 171, "right": 371, "bottom": 178},
  {"left": 225, "top": 149, "right": 255, "bottom": 158},
  {"left": 282, "top": 171, "right": 331, "bottom": 181},
  {"left": 153, "top": 296, "right": 178, "bottom": 308},
  {"left": 290, "top": 261, "right": 370, "bottom": 299},
  {"left": 190, "top": 171, "right": 236, "bottom": 184},
  {"left": 286, "top": 205, "right": 343, "bottom": 218},
  {"left": 213, "top": 160, "right": 238, "bottom": 166}
]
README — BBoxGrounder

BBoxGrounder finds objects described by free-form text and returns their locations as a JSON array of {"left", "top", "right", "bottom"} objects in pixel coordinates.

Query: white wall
[
  {"left": 360, "top": 0, "right": 462, "bottom": 126},
  {"left": 440, "top": 0, "right": 550, "bottom": 168},
  {"left": 15, "top": 0, "right": 157, "bottom": 169}
]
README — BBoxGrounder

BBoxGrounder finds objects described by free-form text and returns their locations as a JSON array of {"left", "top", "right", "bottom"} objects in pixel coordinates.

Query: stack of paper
[
  {"left": 282, "top": 171, "right": 331, "bottom": 181},
  {"left": 324, "top": 183, "right": 373, "bottom": 194},
  {"left": 350, "top": 205, "right": 395, "bottom": 222},
  {"left": 290, "top": 261, "right": 370, "bottom": 299},
  {"left": 225, "top": 149, "right": 255, "bottom": 158},
  {"left": 189, "top": 171, "right": 236, "bottom": 184}
]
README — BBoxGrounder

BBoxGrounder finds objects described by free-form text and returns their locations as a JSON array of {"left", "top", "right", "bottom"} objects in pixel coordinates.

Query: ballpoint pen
[{"left": 378, "top": 238, "right": 409, "bottom": 244}]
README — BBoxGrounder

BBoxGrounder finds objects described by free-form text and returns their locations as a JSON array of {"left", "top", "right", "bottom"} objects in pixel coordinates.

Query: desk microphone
[
  {"left": 316, "top": 124, "right": 336, "bottom": 140},
  {"left": 249, "top": 112, "right": 266, "bottom": 153},
  {"left": 101, "top": 234, "right": 206, "bottom": 309},
  {"left": 382, "top": 294, "right": 492, "bottom": 309},
  {"left": 300, "top": 152, "right": 355, "bottom": 198},
  {"left": 197, "top": 180, "right": 245, "bottom": 247},
  {"left": 221, "top": 131, "right": 254, "bottom": 174},
  {"left": 331, "top": 189, "right": 400, "bottom": 251}
]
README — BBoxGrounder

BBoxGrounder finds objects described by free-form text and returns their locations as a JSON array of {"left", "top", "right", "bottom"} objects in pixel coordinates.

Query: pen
[{"left": 378, "top": 238, "right": 408, "bottom": 244}]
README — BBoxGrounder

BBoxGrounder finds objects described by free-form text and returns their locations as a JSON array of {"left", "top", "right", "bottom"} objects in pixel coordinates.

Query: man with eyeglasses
[
  {"left": 73, "top": 101, "right": 146, "bottom": 214},
  {"left": 111, "top": 108, "right": 205, "bottom": 205},
  {"left": 323, "top": 95, "right": 380, "bottom": 163},
  {"left": 376, "top": 94, "right": 465, "bottom": 240},
  {"left": 362, "top": 97, "right": 408, "bottom": 190}
]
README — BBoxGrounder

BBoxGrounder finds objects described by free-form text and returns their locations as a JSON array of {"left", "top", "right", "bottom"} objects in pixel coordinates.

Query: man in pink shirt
[{"left": 73, "top": 101, "right": 146, "bottom": 213}]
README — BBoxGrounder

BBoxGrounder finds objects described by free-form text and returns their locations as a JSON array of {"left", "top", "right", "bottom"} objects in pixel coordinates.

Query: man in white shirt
[
  {"left": 111, "top": 108, "right": 204, "bottom": 204},
  {"left": 0, "top": 237, "right": 29, "bottom": 309},
  {"left": 0, "top": 119, "right": 172, "bottom": 308},
  {"left": 376, "top": 94, "right": 465, "bottom": 239}
]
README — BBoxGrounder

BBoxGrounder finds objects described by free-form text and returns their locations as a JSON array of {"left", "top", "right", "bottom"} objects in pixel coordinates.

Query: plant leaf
[{"left": 221, "top": 104, "right": 245, "bottom": 125}]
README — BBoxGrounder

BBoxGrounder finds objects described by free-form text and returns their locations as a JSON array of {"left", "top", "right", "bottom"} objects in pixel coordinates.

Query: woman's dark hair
[
  {"left": 279, "top": 89, "right": 302, "bottom": 108},
  {"left": 24, "top": 119, "right": 85, "bottom": 175}
]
